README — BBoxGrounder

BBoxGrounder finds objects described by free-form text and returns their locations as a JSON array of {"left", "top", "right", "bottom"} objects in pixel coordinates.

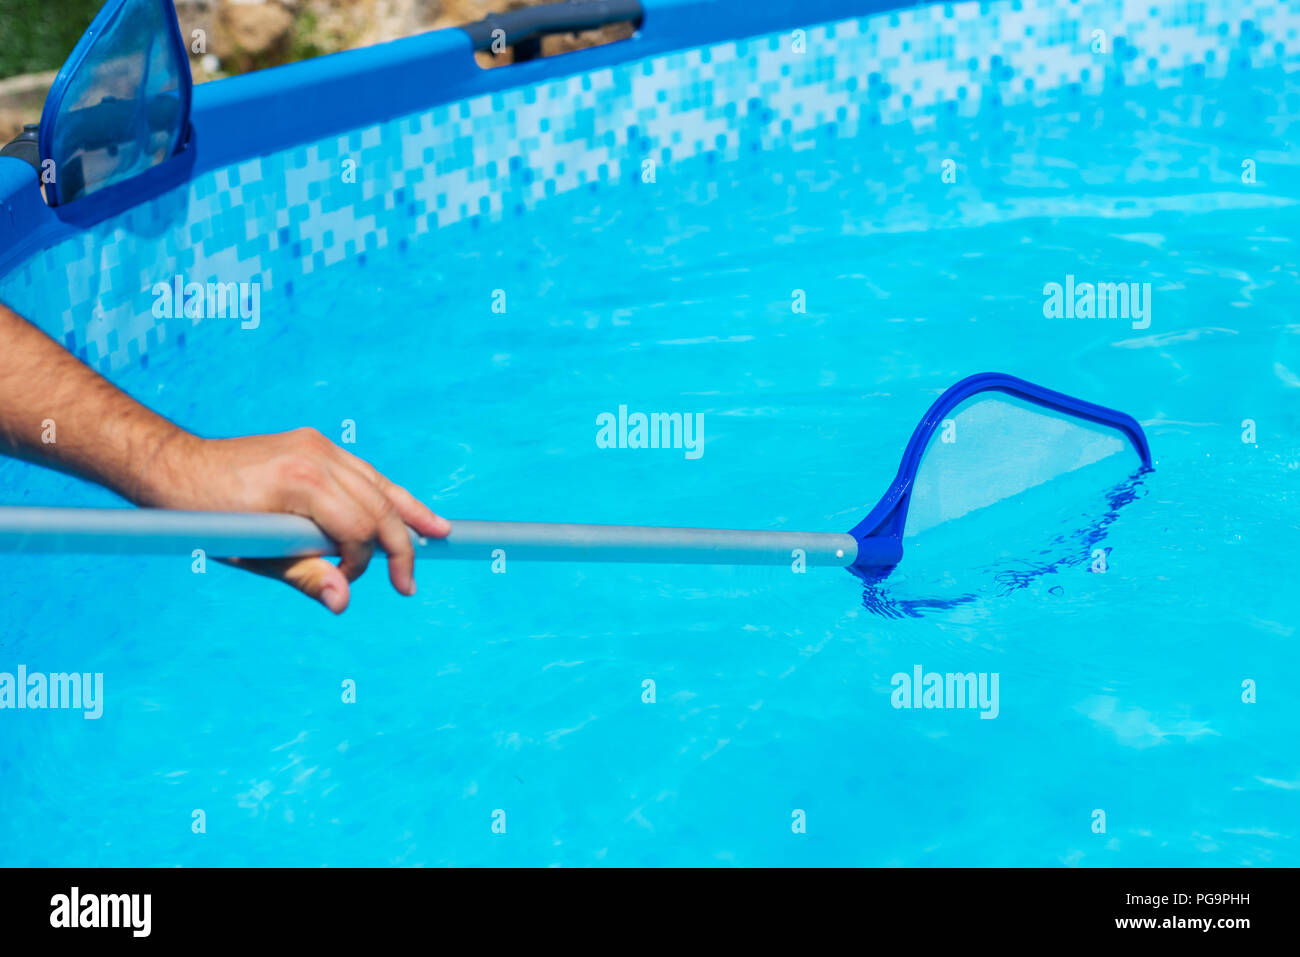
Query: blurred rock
[
  {"left": 218, "top": 0, "right": 295, "bottom": 72},
  {"left": 355, "top": 0, "right": 444, "bottom": 48},
  {"left": 0, "top": 71, "right": 55, "bottom": 145}
]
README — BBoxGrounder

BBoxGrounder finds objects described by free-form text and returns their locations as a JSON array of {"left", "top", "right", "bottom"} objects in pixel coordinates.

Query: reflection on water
[{"left": 856, "top": 471, "right": 1150, "bottom": 618}]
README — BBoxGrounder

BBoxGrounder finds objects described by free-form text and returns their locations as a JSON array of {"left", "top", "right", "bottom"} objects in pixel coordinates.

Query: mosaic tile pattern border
[{"left": 1, "top": 0, "right": 1297, "bottom": 372}]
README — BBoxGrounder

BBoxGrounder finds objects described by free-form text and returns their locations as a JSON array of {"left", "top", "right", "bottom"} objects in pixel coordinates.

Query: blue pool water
[{"left": 1, "top": 63, "right": 1298, "bottom": 866}]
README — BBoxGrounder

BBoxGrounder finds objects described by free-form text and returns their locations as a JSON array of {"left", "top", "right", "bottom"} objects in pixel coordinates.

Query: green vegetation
[
  {"left": 0, "top": 0, "right": 104, "bottom": 79},
  {"left": 288, "top": 9, "right": 329, "bottom": 65}
]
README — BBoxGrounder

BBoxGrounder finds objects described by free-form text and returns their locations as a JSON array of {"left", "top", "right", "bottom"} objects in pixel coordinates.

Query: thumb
[{"left": 221, "top": 556, "right": 352, "bottom": 614}]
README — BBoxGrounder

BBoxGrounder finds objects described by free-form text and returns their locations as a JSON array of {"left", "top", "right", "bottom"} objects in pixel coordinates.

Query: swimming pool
[{"left": 1, "top": 0, "right": 1298, "bottom": 866}]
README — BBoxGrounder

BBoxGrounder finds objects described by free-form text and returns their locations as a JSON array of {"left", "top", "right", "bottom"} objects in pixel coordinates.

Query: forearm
[
  {"left": 0, "top": 301, "right": 447, "bottom": 612},
  {"left": 0, "top": 302, "right": 194, "bottom": 505}
]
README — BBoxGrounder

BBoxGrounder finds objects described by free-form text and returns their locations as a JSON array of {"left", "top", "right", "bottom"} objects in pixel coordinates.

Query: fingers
[
  {"left": 263, "top": 428, "right": 451, "bottom": 605},
  {"left": 381, "top": 480, "right": 450, "bottom": 539},
  {"left": 282, "top": 467, "right": 376, "bottom": 584},
  {"left": 335, "top": 539, "right": 374, "bottom": 585},
  {"left": 222, "top": 556, "right": 351, "bottom": 614},
  {"left": 330, "top": 465, "right": 419, "bottom": 596},
  {"left": 337, "top": 448, "right": 450, "bottom": 539}
]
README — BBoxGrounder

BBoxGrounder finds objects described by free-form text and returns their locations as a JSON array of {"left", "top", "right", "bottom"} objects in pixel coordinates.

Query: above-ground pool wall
[{"left": 0, "top": 0, "right": 1297, "bottom": 374}]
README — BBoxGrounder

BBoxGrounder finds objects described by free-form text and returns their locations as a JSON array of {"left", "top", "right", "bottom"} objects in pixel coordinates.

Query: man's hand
[
  {"left": 147, "top": 429, "right": 450, "bottom": 613},
  {"left": 0, "top": 302, "right": 448, "bottom": 613}
]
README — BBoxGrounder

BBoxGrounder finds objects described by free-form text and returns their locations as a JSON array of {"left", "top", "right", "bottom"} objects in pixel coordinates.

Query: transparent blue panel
[
  {"left": 904, "top": 393, "right": 1144, "bottom": 538},
  {"left": 41, "top": 0, "right": 191, "bottom": 204}
]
